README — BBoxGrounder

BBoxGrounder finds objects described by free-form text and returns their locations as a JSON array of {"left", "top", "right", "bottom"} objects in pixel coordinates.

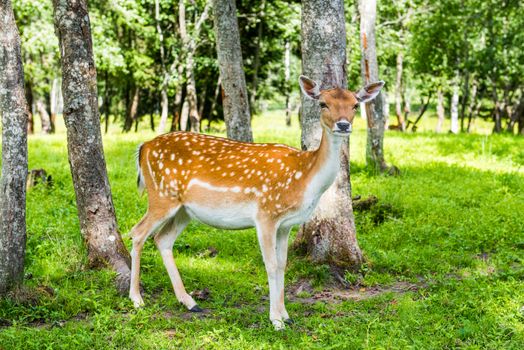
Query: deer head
[{"left": 299, "top": 75, "right": 384, "bottom": 135}]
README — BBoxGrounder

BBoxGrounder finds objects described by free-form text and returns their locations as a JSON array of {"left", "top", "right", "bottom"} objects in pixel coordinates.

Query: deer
[{"left": 128, "top": 75, "right": 384, "bottom": 330}]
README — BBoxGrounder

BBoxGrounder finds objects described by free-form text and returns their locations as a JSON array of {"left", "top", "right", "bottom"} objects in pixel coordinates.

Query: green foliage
[{"left": 1, "top": 111, "right": 523, "bottom": 348}]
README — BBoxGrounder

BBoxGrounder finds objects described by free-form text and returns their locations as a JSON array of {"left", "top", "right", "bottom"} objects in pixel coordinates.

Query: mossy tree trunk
[
  {"left": 213, "top": 0, "right": 254, "bottom": 142},
  {"left": 294, "top": 0, "right": 363, "bottom": 269},
  {"left": 53, "top": 0, "right": 131, "bottom": 293},
  {"left": 0, "top": 0, "right": 29, "bottom": 294}
]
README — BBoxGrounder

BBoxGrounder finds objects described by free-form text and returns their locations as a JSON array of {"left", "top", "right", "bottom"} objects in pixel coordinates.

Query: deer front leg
[
  {"left": 276, "top": 226, "right": 291, "bottom": 323},
  {"left": 256, "top": 221, "right": 284, "bottom": 330}
]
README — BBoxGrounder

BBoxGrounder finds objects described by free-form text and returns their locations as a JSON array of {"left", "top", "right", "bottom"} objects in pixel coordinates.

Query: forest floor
[{"left": 1, "top": 110, "right": 524, "bottom": 349}]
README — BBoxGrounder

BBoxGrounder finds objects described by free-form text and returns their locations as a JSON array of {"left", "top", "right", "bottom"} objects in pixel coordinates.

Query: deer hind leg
[
  {"left": 153, "top": 207, "right": 200, "bottom": 311},
  {"left": 256, "top": 220, "right": 284, "bottom": 330},
  {"left": 276, "top": 226, "right": 291, "bottom": 323},
  {"left": 129, "top": 204, "right": 181, "bottom": 308}
]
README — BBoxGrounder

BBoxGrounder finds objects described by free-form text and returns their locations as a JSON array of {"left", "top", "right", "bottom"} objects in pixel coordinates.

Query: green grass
[{"left": 1, "top": 111, "right": 523, "bottom": 349}]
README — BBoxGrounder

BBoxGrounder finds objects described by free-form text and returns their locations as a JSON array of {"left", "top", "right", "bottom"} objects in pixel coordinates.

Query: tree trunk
[
  {"left": 180, "top": 100, "right": 190, "bottom": 131},
  {"left": 25, "top": 82, "right": 34, "bottom": 134},
  {"left": 178, "top": 0, "right": 203, "bottom": 133},
  {"left": 250, "top": 0, "right": 265, "bottom": 115},
  {"left": 359, "top": 0, "right": 390, "bottom": 172},
  {"left": 466, "top": 80, "right": 477, "bottom": 133},
  {"left": 103, "top": 72, "right": 110, "bottom": 133},
  {"left": 436, "top": 87, "right": 445, "bottom": 133},
  {"left": 459, "top": 71, "right": 470, "bottom": 132},
  {"left": 53, "top": 0, "right": 131, "bottom": 294},
  {"left": 450, "top": 77, "right": 460, "bottom": 134},
  {"left": 284, "top": 40, "right": 292, "bottom": 127},
  {"left": 170, "top": 82, "right": 184, "bottom": 132},
  {"left": 213, "top": 0, "right": 254, "bottom": 142},
  {"left": 492, "top": 85, "right": 502, "bottom": 133},
  {"left": 0, "top": 0, "right": 29, "bottom": 294},
  {"left": 395, "top": 51, "right": 406, "bottom": 131},
  {"left": 207, "top": 77, "right": 221, "bottom": 130},
  {"left": 507, "top": 96, "right": 524, "bottom": 134},
  {"left": 49, "top": 77, "right": 60, "bottom": 133},
  {"left": 124, "top": 86, "right": 140, "bottom": 132},
  {"left": 155, "top": 0, "right": 170, "bottom": 135},
  {"left": 36, "top": 98, "right": 52, "bottom": 134},
  {"left": 293, "top": 0, "right": 363, "bottom": 269}
]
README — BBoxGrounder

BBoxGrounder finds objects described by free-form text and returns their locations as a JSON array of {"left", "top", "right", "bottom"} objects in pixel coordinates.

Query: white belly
[{"left": 184, "top": 202, "right": 257, "bottom": 230}]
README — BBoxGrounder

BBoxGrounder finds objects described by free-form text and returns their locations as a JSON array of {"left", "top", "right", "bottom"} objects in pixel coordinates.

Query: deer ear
[
  {"left": 299, "top": 75, "right": 321, "bottom": 100},
  {"left": 355, "top": 81, "right": 385, "bottom": 103}
]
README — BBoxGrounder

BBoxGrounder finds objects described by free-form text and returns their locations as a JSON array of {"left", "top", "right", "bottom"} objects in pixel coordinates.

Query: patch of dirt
[
  {"left": 162, "top": 308, "right": 214, "bottom": 321},
  {"left": 287, "top": 279, "right": 426, "bottom": 304}
]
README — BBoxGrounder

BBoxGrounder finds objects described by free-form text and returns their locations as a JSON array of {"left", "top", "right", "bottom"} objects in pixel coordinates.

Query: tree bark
[
  {"left": 213, "top": 0, "right": 254, "bottom": 142},
  {"left": 436, "top": 87, "right": 445, "bottom": 133},
  {"left": 25, "top": 82, "right": 34, "bottom": 134},
  {"left": 284, "top": 40, "right": 292, "bottom": 127},
  {"left": 124, "top": 86, "right": 140, "bottom": 132},
  {"left": 293, "top": 0, "right": 363, "bottom": 269},
  {"left": 49, "top": 77, "right": 61, "bottom": 133},
  {"left": 170, "top": 81, "right": 184, "bottom": 132},
  {"left": 36, "top": 98, "right": 52, "bottom": 134},
  {"left": 359, "top": 0, "right": 390, "bottom": 173},
  {"left": 395, "top": 51, "right": 406, "bottom": 131},
  {"left": 0, "top": 0, "right": 29, "bottom": 294},
  {"left": 492, "top": 84, "right": 502, "bottom": 133},
  {"left": 250, "top": 0, "right": 265, "bottom": 115},
  {"left": 103, "top": 72, "right": 110, "bottom": 133},
  {"left": 459, "top": 71, "right": 470, "bottom": 132},
  {"left": 53, "top": 0, "right": 131, "bottom": 293},
  {"left": 155, "top": 0, "right": 170, "bottom": 135},
  {"left": 466, "top": 80, "right": 477, "bottom": 133},
  {"left": 450, "top": 77, "right": 460, "bottom": 134}
]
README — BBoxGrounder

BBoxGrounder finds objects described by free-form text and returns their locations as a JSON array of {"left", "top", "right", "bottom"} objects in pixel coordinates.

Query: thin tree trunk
[
  {"left": 466, "top": 80, "right": 477, "bottom": 133},
  {"left": 104, "top": 71, "right": 110, "bottom": 133},
  {"left": 450, "top": 83, "right": 459, "bottom": 134},
  {"left": 124, "top": 87, "right": 140, "bottom": 132},
  {"left": 491, "top": 76, "right": 503, "bottom": 133},
  {"left": 459, "top": 71, "right": 470, "bottom": 132},
  {"left": 293, "top": 0, "right": 363, "bottom": 269},
  {"left": 0, "top": 0, "right": 29, "bottom": 294},
  {"left": 410, "top": 93, "right": 432, "bottom": 132},
  {"left": 155, "top": 0, "right": 170, "bottom": 135},
  {"left": 250, "top": 0, "right": 265, "bottom": 115},
  {"left": 395, "top": 51, "right": 406, "bottom": 131},
  {"left": 213, "top": 0, "right": 254, "bottom": 142},
  {"left": 170, "top": 83, "right": 184, "bottom": 132},
  {"left": 436, "top": 87, "right": 445, "bottom": 133},
  {"left": 25, "top": 82, "right": 34, "bottom": 134},
  {"left": 49, "top": 77, "right": 60, "bottom": 133},
  {"left": 359, "top": 0, "right": 390, "bottom": 172},
  {"left": 53, "top": 0, "right": 131, "bottom": 294},
  {"left": 207, "top": 76, "right": 221, "bottom": 130},
  {"left": 284, "top": 40, "right": 292, "bottom": 127},
  {"left": 36, "top": 98, "right": 52, "bottom": 134},
  {"left": 507, "top": 96, "right": 524, "bottom": 133},
  {"left": 180, "top": 100, "right": 189, "bottom": 131}
]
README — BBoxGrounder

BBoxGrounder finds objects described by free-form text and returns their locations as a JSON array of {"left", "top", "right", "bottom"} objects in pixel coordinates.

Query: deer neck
[{"left": 305, "top": 127, "right": 344, "bottom": 196}]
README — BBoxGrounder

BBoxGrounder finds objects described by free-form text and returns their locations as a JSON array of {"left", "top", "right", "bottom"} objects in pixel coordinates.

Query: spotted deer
[{"left": 129, "top": 76, "right": 384, "bottom": 329}]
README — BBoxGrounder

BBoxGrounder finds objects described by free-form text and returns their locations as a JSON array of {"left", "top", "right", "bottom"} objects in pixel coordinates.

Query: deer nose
[{"left": 335, "top": 121, "right": 351, "bottom": 133}]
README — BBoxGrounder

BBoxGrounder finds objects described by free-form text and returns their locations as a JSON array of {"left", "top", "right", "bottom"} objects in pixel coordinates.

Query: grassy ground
[{"left": 1, "top": 111, "right": 523, "bottom": 349}]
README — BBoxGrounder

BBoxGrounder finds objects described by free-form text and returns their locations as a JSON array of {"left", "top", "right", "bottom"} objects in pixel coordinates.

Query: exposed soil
[{"left": 287, "top": 279, "right": 426, "bottom": 304}]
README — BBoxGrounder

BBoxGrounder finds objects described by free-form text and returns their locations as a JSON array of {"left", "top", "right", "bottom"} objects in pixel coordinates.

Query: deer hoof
[
  {"left": 284, "top": 318, "right": 295, "bottom": 325},
  {"left": 189, "top": 304, "right": 203, "bottom": 313}
]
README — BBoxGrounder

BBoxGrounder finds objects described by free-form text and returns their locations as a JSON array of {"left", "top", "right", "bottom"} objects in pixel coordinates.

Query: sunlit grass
[{"left": 1, "top": 110, "right": 523, "bottom": 348}]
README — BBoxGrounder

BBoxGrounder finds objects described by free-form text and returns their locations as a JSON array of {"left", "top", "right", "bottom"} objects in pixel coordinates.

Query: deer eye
[
  {"left": 353, "top": 104, "right": 359, "bottom": 111},
  {"left": 319, "top": 102, "right": 328, "bottom": 109}
]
